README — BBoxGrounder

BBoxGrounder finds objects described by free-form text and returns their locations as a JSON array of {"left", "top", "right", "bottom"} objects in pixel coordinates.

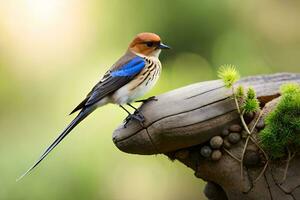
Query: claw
[
  {"left": 133, "top": 110, "right": 145, "bottom": 121},
  {"left": 135, "top": 96, "right": 158, "bottom": 103},
  {"left": 123, "top": 111, "right": 145, "bottom": 128}
]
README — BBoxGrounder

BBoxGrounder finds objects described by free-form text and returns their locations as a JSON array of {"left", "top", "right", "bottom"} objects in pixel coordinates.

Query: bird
[{"left": 17, "top": 32, "right": 170, "bottom": 181}]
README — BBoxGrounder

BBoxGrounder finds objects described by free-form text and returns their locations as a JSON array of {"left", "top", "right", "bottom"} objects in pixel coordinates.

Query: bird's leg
[
  {"left": 127, "top": 103, "right": 138, "bottom": 111},
  {"left": 119, "top": 105, "right": 131, "bottom": 115},
  {"left": 127, "top": 103, "right": 145, "bottom": 122},
  {"left": 135, "top": 96, "right": 158, "bottom": 103},
  {"left": 119, "top": 105, "right": 145, "bottom": 127}
]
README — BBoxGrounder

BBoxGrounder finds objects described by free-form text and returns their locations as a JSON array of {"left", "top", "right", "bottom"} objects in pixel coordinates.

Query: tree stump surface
[{"left": 112, "top": 73, "right": 300, "bottom": 200}]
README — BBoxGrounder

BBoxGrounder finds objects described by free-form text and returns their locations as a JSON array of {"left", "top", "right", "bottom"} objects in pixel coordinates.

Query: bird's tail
[{"left": 17, "top": 106, "right": 95, "bottom": 181}]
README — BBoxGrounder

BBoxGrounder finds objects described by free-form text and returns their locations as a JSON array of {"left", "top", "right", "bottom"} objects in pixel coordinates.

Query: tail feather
[
  {"left": 69, "top": 97, "right": 89, "bottom": 115},
  {"left": 17, "top": 107, "right": 95, "bottom": 181}
]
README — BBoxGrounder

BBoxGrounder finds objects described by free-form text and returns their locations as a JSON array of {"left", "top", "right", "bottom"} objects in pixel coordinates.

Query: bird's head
[{"left": 129, "top": 32, "right": 170, "bottom": 58}]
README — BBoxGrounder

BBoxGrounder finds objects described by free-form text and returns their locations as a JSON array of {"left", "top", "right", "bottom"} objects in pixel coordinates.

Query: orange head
[{"left": 128, "top": 32, "right": 170, "bottom": 57}]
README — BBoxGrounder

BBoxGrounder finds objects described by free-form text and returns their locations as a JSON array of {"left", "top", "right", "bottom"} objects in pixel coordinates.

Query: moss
[
  {"left": 235, "top": 85, "right": 244, "bottom": 99},
  {"left": 281, "top": 82, "right": 300, "bottom": 94},
  {"left": 242, "top": 87, "right": 260, "bottom": 113},
  {"left": 217, "top": 65, "right": 259, "bottom": 114},
  {"left": 259, "top": 83, "right": 300, "bottom": 158},
  {"left": 218, "top": 64, "right": 240, "bottom": 88},
  {"left": 246, "top": 87, "right": 256, "bottom": 99},
  {"left": 243, "top": 98, "right": 260, "bottom": 114}
]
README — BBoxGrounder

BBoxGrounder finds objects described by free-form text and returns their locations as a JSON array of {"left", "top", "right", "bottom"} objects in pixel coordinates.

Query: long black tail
[{"left": 17, "top": 107, "right": 95, "bottom": 181}]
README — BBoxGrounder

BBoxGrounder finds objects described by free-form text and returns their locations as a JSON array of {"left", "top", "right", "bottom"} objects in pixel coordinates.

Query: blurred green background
[{"left": 0, "top": 0, "right": 299, "bottom": 199}]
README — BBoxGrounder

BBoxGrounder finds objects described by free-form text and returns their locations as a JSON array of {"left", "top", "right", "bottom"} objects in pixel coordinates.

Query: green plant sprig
[
  {"left": 259, "top": 83, "right": 300, "bottom": 158},
  {"left": 218, "top": 64, "right": 267, "bottom": 182}
]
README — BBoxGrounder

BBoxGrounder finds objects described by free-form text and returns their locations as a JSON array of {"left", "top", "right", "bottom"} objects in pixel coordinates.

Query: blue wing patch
[{"left": 111, "top": 56, "right": 145, "bottom": 77}]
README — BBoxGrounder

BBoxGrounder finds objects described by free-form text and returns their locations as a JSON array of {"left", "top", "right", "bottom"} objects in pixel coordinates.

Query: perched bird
[{"left": 18, "top": 32, "right": 170, "bottom": 180}]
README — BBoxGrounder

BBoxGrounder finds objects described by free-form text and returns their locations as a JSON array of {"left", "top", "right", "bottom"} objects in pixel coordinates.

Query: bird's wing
[
  {"left": 70, "top": 51, "right": 146, "bottom": 114},
  {"left": 17, "top": 52, "right": 146, "bottom": 180}
]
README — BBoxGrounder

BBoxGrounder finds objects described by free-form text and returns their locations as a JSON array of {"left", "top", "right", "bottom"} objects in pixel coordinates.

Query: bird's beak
[{"left": 158, "top": 43, "right": 171, "bottom": 49}]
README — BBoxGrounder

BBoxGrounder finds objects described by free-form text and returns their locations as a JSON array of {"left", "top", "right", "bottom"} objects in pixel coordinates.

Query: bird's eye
[{"left": 146, "top": 42, "right": 154, "bottom": 47}]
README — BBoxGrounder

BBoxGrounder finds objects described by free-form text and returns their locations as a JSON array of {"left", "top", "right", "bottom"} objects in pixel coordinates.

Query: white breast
[{"left": 112, "top": 57, "right": 161, "bottom": 105}]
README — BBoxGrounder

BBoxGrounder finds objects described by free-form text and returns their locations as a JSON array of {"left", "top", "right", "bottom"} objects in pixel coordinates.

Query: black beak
[{"left": 158, "top": 43, "right": 171, "bottom": 49}]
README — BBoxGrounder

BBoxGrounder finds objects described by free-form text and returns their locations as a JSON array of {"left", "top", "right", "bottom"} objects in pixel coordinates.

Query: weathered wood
[
  {"left": 112, "top": 73, "right": 300, "bottom": 155},
  {"left": 172, "top": 97, "right": 300, "bottom": 200},
  {"left": 112, "top": 72, "right": 300, "bottom": 200}
]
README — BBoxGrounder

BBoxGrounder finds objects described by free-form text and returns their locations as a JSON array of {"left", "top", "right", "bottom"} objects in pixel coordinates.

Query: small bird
[{"left": 18, "top": 32, "right": 170, "bottom": 180}]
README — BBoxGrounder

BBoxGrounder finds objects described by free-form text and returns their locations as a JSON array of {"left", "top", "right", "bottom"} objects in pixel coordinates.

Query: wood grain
[{"left": 112, "top": 73, "right": 300, "bottom": 155}]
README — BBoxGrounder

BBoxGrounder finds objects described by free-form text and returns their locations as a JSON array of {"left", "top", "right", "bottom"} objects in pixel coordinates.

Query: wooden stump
[{"left": 112, "top": 73, "right": 300, "bottom": 200}]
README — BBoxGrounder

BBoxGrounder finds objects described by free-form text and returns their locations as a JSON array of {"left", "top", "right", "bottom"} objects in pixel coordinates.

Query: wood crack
[
  {"left": 144, "top": 127, "right": 159, "bottom": 154},
  {"left": 163, "top": 109, "right": 237, "bottom": 130},
  {"left": 116, "top": 96, "right": 231, "bottom": 142},
  {"left": 185, "top": 85, "right": 224, "bottom": 99},
  {"left": 270, "top": 166, "right": 292, "bottom": 195},
  {"left": 264, "top": 173, "right": 274, "bottom": 200}
]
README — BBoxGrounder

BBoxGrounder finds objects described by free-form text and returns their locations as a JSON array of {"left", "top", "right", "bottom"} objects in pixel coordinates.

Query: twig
[
  {"left": 240, "top": 110, "right": 251, "bottom": 134},
  {"left": 241, "top": 136, "right": 250, "bottom": 178},
  {"left": 291, "top": 152, "right": 296, "bottom": 160},
  {"left": 241, "top": 111, "right": 263, "bottom": 179},
  {"left": 250, "top": 111, "right": 264, "bottom": 133},
  {"left": 232, "top": 87, "right": 252, "bottom": 179},
  {"left": 254, "top": 160, "right": 269, "bottom": 183},
  {"left": 232, "top": 86, "right": 269, "bottom": 181},
  {"left": 223, "top": 148, "right": 241, "bottom": 163},
  {"left": 281, "top": 147, "right": 292, "bottom": 184},
  {"left": 232, "top": 87, "right": 241, "bottom": 114},
  {"left": 249, "top": 136, "right": 269, "bottom": 161}
]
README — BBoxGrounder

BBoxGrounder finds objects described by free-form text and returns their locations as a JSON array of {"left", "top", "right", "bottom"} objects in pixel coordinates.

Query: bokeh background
[{"left": 0, "top": 0, "right": 299, "bottom": 199}]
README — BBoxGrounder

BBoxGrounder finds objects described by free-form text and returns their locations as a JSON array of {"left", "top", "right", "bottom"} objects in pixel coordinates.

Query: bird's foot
[
  {"left": 123, "top": 111, "right": 145, "bottom": 128},
  {"left": 135, "top": 96, "right": 158, "bottom": 103}
]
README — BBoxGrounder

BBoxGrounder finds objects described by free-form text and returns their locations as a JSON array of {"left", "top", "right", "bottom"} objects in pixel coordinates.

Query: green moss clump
[
  {"left": 246, "top": 87, "right": 256, "bottom": 99},
  {"left": 243, "top": 87, "right": 260, "bottom": 113},
  {"left": 218, "top": 64, "right": 240, "bottom": 88},
  {"left": 259, "top": 83, "right": 300, "bottom": 158},
  {"left": 236, "top": 85, "right": 244, "bottom": 98},
  {"left": 243, "top": 98, "right": 260, "bottom": 114}
]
